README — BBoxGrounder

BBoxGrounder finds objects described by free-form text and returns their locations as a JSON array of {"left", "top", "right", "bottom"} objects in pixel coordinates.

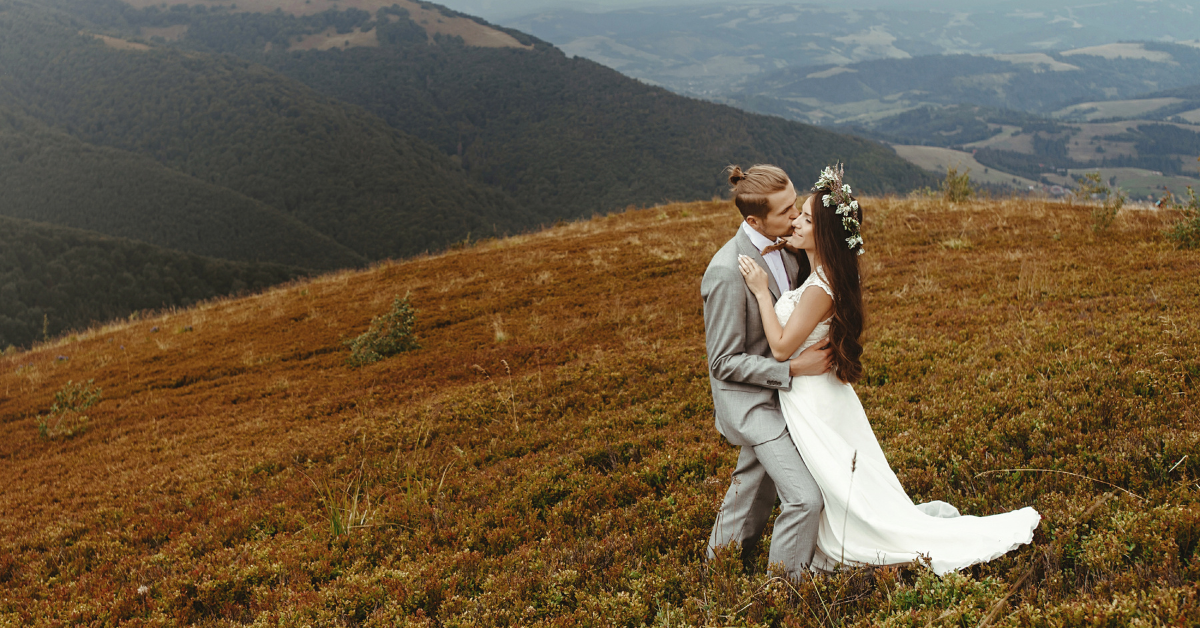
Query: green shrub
[
  {"left": 36, "top": 379, "right": 102, "bottom": 439},
  {"left": 940, "top": 165, "right": 974, "bottom": 203},
  {"left": 345, "top": 294, "right": 420, "bottom": 366},
  {"left": 1075, "top": 172, "right": 1126, "bottom": 233},
  {"left": 1164, "top": 186, "right": 1200, "bottom": 249}
]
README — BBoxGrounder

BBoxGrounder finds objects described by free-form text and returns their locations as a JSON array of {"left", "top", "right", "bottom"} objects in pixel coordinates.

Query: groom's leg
[
  {"left": 708, "top": 445, "right": 777, "bottom": 568},
  {"left": 753, "top": 430, "right": 823, "bottom": 580}
]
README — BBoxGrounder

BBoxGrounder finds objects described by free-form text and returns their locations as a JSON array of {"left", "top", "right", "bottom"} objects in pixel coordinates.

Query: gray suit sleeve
[{"left": 702, "top": 264, "right": 793, "bottom": 391}]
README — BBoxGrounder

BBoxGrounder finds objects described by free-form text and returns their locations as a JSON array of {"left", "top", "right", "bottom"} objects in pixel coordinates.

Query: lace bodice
[{"left": 774, "top": 267, "right": 834, "bottom": 359}]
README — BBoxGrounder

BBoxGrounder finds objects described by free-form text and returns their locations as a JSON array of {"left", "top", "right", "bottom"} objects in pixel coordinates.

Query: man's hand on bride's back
[{"left": 789, "top": 342, "right": 832, "bottom": 376}]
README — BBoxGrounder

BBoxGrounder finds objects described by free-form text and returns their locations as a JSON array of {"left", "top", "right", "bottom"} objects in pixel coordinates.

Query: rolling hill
[
  {"left": 0, "top": 109, "right": 365, "bottom": 270},
  {"left": 0, "top": 196, "right": 1196, "bottom": 624},
  {"left": 0, "top": 0, "right": 534, "bottom": 262},
  {"left": 0, "top": 214, "right": 305, "bottom": 349},
  {"left": 51, "top": 0, "right": 938, "bottom": 209}
]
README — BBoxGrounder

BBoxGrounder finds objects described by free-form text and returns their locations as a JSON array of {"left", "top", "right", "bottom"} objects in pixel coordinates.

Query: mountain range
[
  {"left": 0, "top": 0, "right": 934, "bottom": 349},
  {"left": 506, "top": 2, "right": 1200, "bottom": 98}
]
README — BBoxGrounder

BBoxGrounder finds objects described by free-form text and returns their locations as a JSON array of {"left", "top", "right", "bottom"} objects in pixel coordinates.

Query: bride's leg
[
  {"left": 708, "top": 445, "right": 776, "bottom": 570},
  {"left": 753, "top": 430, "right": 823, "bottom": 581}
]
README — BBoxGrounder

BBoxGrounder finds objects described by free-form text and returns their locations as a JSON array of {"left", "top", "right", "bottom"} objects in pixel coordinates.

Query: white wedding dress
[{"left": 775, "top": 268, "right": 1040, "bottom": 576}]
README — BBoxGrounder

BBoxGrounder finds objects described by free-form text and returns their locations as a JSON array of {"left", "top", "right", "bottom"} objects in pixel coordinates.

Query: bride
[{"left": 735, "top": 165, "right": 1040, "bottom": 576}]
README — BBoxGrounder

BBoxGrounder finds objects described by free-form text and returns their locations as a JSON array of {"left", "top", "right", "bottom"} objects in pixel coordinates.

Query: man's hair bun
[
  {"left": 726, "top": 165, "right": 747, "bottom": 187},
  {"left": 723, "top": 164, "right": 791, "bottom": 220}
]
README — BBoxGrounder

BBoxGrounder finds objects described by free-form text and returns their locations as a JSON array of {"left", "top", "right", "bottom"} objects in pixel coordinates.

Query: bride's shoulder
[{"left": 799, "top": 267, "right": 833, "bottom": 298}]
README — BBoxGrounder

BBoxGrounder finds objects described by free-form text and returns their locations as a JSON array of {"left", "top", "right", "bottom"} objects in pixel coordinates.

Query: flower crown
[{"left": 813, "top": 164, "right": 864, "bottom": 255}]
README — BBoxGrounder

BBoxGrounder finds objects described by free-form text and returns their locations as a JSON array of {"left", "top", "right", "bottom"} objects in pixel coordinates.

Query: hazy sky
[{"left": 437, "top": 0, "right": 1087, "bottom": 22}]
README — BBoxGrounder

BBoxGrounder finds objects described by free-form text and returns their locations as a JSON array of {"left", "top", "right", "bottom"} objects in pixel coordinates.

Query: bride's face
[{"left": 789, "top": 195, "right": 817, "bottom": 253}]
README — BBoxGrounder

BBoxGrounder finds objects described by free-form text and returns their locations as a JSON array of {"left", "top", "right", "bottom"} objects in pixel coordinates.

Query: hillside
[
  {"left": 56, "top": 0, "right": 936, "bottom": 213},
  {"left": 0, "top": 110, "right": 365, "bottom": 270},
  {"left": 1, "top": 196, "right": 1197, "bottom": 624},
  {"left": 0, "top": 215, "right": 305, "bottom": 349},
  {"left": 0, "top": 0, "right": 533, "bottom": 261}
]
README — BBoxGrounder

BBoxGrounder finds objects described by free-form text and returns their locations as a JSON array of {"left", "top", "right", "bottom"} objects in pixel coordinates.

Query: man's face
[{"left": 747, "top": 181, "right": 799, "bottom": 240}]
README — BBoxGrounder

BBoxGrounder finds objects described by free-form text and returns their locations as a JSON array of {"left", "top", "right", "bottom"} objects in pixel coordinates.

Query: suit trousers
[{"left": 707, "top": 429, "right": 823, "bottom": 579}]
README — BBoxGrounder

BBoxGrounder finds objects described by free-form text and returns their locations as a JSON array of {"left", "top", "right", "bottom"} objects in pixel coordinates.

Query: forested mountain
[
  {"left": 51, "top": 0, "right": 936, "bottom": 210},
  {"left": 264, "top": 45, "right": 931, "bottom": 215},
  {"left": 0, "top": 110, "right": 364, "bottom": 270},
  {"left": 0, "top": 215, "right": 304, "bottom": 349},
  {"left": 0, "top": 1, "right": 532, "bottom": 261}
]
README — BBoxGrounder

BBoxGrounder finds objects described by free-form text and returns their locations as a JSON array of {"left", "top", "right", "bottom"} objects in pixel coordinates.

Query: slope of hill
[
  {"left": 0, "top": 110, "right": 365, "bottom": 270},
  {"left": 0, "top": 0, "right": 532, "bottom": 261},
  {"left": 55, "top": 0, "right": 937, "bottom": 212},
  {"left": 263, "top": 44, "right": 934, "bottom": 211},
  {"left": 1, "top": 197, "right": 1196, "bottom": 624},
  {"left": 0, "top": 215, "right": 305, "bottom": 349}
]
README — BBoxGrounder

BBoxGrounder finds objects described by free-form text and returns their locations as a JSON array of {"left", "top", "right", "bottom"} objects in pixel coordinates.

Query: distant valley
[
  {"left": 506, "top": 2, "right": 1200, "bottom": 98},
  {"left": 504, "top": 2, "right": 1200, "bottom": 199}
]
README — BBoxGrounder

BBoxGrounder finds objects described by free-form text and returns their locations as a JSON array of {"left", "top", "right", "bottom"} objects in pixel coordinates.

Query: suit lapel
[{"left": 735, "top": 228, "right": 781, "bottom": 299}]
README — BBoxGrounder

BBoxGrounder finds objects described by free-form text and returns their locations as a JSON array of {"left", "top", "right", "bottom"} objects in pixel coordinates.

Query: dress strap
[{"left": 801, "top": 266, "right": 834, "bottom": 299}]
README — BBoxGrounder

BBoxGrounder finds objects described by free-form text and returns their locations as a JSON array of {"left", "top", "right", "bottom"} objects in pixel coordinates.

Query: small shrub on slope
[
  {"left": 941, "top": 165, "right": 974, "bottom": 203},
  {"left": 36, "top": 379, "right": 101, "bottom": 439},
  {"left": 1164, "top": 186, "right": 1200, "bottom": 249},
  {"left": 345, "top": 293, "right": 420, "bottom": 366},
  {"left": 1075, "top": 172, "right": 1125, "bottom": 233}
]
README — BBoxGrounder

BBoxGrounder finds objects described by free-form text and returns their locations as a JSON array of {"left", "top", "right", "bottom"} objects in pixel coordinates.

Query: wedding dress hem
[{"left": 775, "top": 268, "right": 1040, "bottom": 577}]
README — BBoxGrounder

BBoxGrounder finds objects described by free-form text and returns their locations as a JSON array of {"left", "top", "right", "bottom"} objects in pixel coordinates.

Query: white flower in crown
[{"left": 811, "top": 162, "right": 864, "bottom": 253}]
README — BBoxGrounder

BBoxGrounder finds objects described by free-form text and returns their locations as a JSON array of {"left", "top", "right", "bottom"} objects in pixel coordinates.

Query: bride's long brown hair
[{"left": 809, "top": 185, "right": 865, "bottom": 384}]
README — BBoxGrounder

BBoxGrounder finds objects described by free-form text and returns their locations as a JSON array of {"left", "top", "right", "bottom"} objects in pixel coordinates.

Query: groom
[{"left": 702, "top": 164, "right": 830, "bottom": 579}]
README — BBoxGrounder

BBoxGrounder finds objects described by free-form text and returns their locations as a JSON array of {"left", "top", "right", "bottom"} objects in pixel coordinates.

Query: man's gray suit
[{"left": 702, "top": 227, "right": 823, "bottom": 578}]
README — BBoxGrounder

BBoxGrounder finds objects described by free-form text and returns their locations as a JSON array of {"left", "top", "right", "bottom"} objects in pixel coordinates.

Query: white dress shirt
[{"left": 742, "top": 222, "right": 791, "bottom": 293}]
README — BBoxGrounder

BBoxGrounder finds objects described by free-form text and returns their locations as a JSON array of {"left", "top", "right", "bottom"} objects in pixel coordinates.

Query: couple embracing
[{"left": 703, "top": 164, "right": 1040, "bottom": 579}]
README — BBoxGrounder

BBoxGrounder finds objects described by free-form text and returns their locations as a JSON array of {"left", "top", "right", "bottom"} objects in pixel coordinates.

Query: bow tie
[{"left": 760, "top": 239, "right": 788, "bottom": 255}]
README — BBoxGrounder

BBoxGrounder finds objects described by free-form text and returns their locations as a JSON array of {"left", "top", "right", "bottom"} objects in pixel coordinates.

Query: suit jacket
[{"left": 701, "top": 227, "right": 799, "bottom": 447}]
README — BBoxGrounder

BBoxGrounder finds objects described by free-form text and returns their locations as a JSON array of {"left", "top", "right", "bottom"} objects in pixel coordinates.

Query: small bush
[
  {"left": 940, "top": 166, "right": 974, "bottom": 203},
  {"left": 1164, "top": 186, "right": 1200, "bottom": 249},
  {"left": 36, "top": 379, "right": 102, "bottom": 439},
  {"left": 1075, "top": 172, "right": 1125, "bottom": 233},
  {"left": 345, "top": 293, "right": 420, "bottom": 366}
]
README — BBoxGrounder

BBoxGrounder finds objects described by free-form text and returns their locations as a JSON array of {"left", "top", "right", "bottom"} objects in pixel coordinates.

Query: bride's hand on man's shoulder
[{"left": 737, "top": 255, "right": 770, "bottom": 296}]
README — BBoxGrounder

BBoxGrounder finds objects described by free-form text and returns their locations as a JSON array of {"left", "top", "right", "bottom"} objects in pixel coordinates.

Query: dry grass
[{"left": 0, "top": 197, "right": 1197, "bottom": 626}]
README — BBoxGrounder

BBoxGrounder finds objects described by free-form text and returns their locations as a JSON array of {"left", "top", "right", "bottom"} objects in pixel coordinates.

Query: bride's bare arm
[{"left": 737, "top": 255, "right": 834, "bottom": 362}]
